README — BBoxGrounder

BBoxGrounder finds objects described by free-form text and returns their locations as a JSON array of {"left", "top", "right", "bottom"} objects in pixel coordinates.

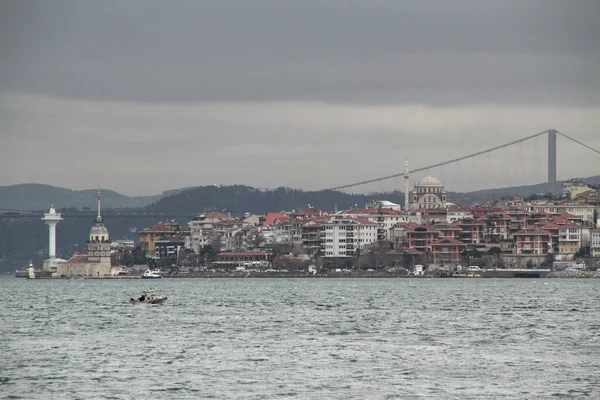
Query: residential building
[
  {"left": 406, "top": 225, "right": 441, "bottom": 253},
  {"left": 154, "top": 236, "right": 186, "bottom": 261},
  {"left": 431, "top": 237, "right": 467, "bottom": 264},
  {"left": 140, "top": 222, "right": 190, "bottom": 253},
  {"left": 513, "top": 228, "right": 552, "bottom": 255},
  {"left": 320, "top": 216, "right": 377, "bottom": 258},
  {"left": 528, "top": 202, "right": 595, "bottom": 225},
  {"left": 454, "top": 218, "right": 485, "bottom": 244},
  {"left": 591, "top": 229, "right": 600, "bottom": 257},
  {"left": 481, "top": 213, "right": 511, "bottom": 241}
]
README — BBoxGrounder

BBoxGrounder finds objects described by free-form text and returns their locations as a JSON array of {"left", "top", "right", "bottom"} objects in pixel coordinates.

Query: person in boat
[{"left": 138, "top": 294, "right": 146, "bottom": 301}]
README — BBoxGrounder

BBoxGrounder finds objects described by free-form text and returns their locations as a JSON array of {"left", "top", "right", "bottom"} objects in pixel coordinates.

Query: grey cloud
[
  {"left": 1, "top": 1, "right": 599, "bottom": 195},
  {"left": 1, "top": 0, "right": 599, "bottom": 105}
]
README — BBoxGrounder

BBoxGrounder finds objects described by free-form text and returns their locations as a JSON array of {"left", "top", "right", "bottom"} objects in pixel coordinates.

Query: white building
[
  {"left": 338, "top": 208, "right": 405, "bottom": 241},
  {"left": 320, "top": 216, "right": 377, "bottom": 258},
  {"left": 446, "top": 209, "right": 473, "bottom": 223},
  {"left": 591, "top": 229, "right": 600, "bottom": 257}
]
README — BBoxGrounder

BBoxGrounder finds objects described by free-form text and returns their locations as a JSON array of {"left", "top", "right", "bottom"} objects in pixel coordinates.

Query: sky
[{"left": 1, "top": 0, "right": 599, "bottom": 196}]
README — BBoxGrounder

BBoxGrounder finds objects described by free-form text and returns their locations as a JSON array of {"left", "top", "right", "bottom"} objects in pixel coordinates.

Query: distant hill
[
  {"left": 0, "top": 184, "right": 185, "bottom": 211},
  {"left": 145, "top": 185, "right": 406, "bottom": 215},
  {"left": 2, "top": 175, "right": 599, "bottom": 212}
]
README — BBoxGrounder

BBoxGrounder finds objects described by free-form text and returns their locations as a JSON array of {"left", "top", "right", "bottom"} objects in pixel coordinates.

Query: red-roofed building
[
  {"left": 481, "top": 213, "right": 512, "bottom": 241},
  {"left": 431, "top": 237, "right": 467, "bottom": 264},
  {"left": 262, "top": 212, "right": 288, "bottom": 226},
  {"left": 454, "top": 218, "right": 485, "bottom": 244},
  {"left": 513, "top": 228, "right": 552, "bottom": 255},
  {"left": 433, "top": 223, "right": 463, "bottom": 240},
  {"left": 407, "top": 225, "right": 441, "bottom": 253}
]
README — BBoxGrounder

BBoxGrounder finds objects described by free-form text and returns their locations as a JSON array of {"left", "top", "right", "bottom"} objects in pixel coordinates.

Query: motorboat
[
  {"left": 142, "top": 269, "right": 162, "bottom": 279},
  {"left": 129, "top": 289, "right": 167, "bottom": 304}
]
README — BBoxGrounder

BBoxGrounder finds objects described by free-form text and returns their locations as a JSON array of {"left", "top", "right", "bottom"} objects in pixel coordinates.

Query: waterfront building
[
  {"left": 54, "top": 193, "right": 113, "bottom": 277},
  {"left": 513, "top": 228, "right": 552, "bottom": 255},
  {"left": 301, "top": 220, "right": 323, "bottom": 254},
  {"left": 154, "top": 236, "right": 186, "bottom": 261},
  {"left": 212, "top": 251, "right": 274, "bottom": 270},
  {"left": 410, "top": 175, "right": 447, "bottom": 210},
  {"left": 591, "top": 229, "right": 600, "bottom": 257},
  {"left": 431, "top": 237, "right": 467, "bottom": 264},
  {"left": 320, "top": 216, "right": 377, "bottom": 258},
  {"left": 557, "top": 225, "right": 590, "bottom": 255},
  {"left": 454, "top": 217, "right": 485, "bottom": 244},
  {"left": 140, "top": 221, "right": 190, "bottom": 253},
  {"left": 406, "top": 225, "right": 441, "bottom": 253}
]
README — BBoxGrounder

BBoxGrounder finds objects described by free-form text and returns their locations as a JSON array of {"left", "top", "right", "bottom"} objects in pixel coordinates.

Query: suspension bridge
[
  {"left": 1, "top": 129, "right": 599, "bottom": 219},
  {"left": 326, "top": 129, "right": 600, "bottom": 194}
]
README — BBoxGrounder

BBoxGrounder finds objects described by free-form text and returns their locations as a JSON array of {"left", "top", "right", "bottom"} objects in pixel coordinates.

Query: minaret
[
  {"left": 403, "top": 158, "right": 410, "bottom": 211},
  {"left": 42, "top": 205, "right": 63, "bottom": 259}
]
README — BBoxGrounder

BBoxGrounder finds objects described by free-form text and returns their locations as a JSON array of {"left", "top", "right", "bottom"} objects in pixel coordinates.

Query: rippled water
[{"left": 2, "top": 277, "right": 599, "bottom": 399}]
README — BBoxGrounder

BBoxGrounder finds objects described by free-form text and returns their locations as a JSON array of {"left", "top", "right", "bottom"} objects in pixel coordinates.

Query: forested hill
[{"left": 145, "top": 186, "right": 406, "bottom": 214}]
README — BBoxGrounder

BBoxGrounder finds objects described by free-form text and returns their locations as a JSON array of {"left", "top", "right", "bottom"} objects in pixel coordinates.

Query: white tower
[
  {"left": 42, "top": 205, "right": 63, "bottom": 259},
  {"left": 403, "top": 158, "right": 410, "bottom": 211}
]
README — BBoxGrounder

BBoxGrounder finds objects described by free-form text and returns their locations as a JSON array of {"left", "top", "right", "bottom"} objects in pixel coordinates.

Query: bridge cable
[{"left": 326, "top": 129, "right": 551, "bottom": 191}]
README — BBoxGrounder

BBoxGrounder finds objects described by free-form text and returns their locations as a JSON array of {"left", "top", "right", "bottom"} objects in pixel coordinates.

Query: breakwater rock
[{"left": 547, "top": 270, "right": 600, "bottom": 278}]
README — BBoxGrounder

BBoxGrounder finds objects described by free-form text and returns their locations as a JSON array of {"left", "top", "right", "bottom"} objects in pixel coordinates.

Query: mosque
[
  {"left": 403, "top": 160, "right": 447, "bottom": 210},
  {"left": 43, "top": 193, "right": 114, "bottom": 278}
]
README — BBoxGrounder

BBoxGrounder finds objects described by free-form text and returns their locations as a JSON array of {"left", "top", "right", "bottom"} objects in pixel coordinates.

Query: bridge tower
[{"left": 548, "top": 129, "right": 557, "bottom": 195}]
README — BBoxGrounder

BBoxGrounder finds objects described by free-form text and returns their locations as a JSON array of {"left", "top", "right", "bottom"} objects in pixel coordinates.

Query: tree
[
  {"left": 574, "top": 246, "right": 590, "bottom": 259},
  {"left": 132, "top": 247, "right": 147, "bottom": 265},
  {"left": 487, "top": 247, "right": 502, "bottom": 256}
]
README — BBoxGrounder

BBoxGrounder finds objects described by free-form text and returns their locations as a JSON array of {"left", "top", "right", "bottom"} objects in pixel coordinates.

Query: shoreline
[{"left": 14, "top": 270, "right": 600, "bottom": 279}]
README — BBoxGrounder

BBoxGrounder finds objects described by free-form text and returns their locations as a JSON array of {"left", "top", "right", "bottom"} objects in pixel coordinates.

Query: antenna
[{"left": 97, "top": 189, "right": 102, "bottom": 222}]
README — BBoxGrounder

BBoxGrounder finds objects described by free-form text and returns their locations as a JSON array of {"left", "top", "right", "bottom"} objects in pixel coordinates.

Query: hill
[{"left": 0, "top": 184, "right": 181, "bottom": 211}]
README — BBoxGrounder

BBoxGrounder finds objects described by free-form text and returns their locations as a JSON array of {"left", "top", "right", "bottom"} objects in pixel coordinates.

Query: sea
[{"left": 2, "top": 277, "right": 599, "bottom": 399}]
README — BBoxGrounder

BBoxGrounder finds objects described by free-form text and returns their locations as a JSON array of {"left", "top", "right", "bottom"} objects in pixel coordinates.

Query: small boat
[
  {"left": 130, "top": 289, "right": 167, "bottom": 304},
  {"left": 142, "top": 269, "right": 162, "bottom": 279}
]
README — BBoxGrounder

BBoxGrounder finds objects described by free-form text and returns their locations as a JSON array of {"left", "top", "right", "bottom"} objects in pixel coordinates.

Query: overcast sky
[{"left": 1, "top": 0, "right": 599, "bottom": 196}]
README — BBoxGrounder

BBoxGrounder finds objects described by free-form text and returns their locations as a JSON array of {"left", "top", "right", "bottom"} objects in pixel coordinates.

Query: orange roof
[
  {"left": 263, "top": 212, "right": 288, "bottom": 226},
  {"left": 431, "top": 237, "right": 466, "bottom": 246}
]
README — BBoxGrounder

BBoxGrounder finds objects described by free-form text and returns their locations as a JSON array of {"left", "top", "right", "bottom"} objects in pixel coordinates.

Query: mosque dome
[{"left": 417, "top": 175, "right": 444, "bottom": 187}]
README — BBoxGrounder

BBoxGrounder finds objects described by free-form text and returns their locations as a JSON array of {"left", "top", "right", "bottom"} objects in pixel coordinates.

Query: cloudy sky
[{"left": 1, "top": 0, "right": 599, "bottom": 195}]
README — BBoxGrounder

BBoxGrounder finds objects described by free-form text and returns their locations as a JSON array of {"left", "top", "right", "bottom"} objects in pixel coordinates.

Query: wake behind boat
[{"left": 129, "top": 289, "right": 167, "bottom": 304}]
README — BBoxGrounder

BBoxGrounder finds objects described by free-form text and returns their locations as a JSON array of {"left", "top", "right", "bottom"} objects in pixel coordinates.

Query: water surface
[{"left": 2, "top": 278, "right": 599, "bottom": 399}]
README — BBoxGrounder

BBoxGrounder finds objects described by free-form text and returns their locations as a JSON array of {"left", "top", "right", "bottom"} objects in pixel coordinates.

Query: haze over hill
[{"left": 1, "top": 175, "right": 599, "bottom": 213}]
